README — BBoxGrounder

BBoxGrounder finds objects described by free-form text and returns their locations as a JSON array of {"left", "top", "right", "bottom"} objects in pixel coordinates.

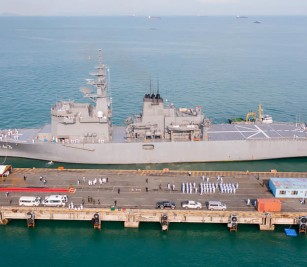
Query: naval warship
[{"left": 1, "top": 50, "right": 307, "bottom": 164}]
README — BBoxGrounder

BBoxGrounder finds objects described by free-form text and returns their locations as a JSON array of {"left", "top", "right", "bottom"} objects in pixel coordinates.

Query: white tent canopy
[{"left": 0, "top": 165, "right": 12, "bottom": 176}]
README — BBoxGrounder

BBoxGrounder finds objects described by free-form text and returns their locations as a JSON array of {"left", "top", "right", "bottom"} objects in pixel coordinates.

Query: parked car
[
  {"left": 181, "top": 200, "right": 202, "bottom": 209},
  {"left": 156, "top": 201, "right": 176, "bottom": 209},
  {"left": 207, "top": 201, "right": 227, "bottom": 211},
  {"left": 19, "top": 196, "right": 41, "bottom": 207},
  {"left": 42, "top": 195, "right": 68, "bottom": 207}
]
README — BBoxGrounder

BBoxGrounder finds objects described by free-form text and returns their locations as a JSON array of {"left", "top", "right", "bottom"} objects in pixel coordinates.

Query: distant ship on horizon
[
  {"left": 148, "top": 16, "right": 162, "bottom": 19},
  {"left": 236, "top": 16, "right": 248, "bottom": 19}
]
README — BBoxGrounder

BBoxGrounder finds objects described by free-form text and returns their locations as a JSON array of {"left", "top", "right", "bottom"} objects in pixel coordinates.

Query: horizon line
[{"left": 1, "top": 14, "right": 307, "bottom": 17}]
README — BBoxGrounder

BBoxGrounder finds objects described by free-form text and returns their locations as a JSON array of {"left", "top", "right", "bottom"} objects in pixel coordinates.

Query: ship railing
[
  {"left": 40, "top": 137, "right": 290, "bottom": 144},
  {"left": 196, "top": 136, "right": 307, "bottom": 142},
  {"left": 244, "top": 136, "right": 307, "bottom": 142},
  {"left": 125, "top": 138, "right": 170, "bottom": 143},
  {"left": 3, "top": 135, "right": 307, "bottom": 144},
  {"left": 79, "top": 117, "right": 108, "bottom": 123}
]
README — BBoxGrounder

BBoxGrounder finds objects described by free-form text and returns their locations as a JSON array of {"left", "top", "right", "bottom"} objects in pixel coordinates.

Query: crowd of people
[{"left": 181, "top": 176, "right": 239, "bottom": 195}]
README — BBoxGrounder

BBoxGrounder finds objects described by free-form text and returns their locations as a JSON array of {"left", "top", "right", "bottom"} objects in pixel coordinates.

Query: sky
[{"left": 1, "top": 0, "right": 307, "bottom": 16}]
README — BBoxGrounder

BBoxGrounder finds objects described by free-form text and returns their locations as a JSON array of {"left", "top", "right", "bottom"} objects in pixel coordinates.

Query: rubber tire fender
[{"left": 231, "top": 216, "right": 238, "bottom": 222}]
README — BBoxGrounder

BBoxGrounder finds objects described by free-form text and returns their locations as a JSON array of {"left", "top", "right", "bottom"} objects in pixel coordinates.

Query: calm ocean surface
[{"left": 0, "top": 16, "right": 307, "bottom": 266}]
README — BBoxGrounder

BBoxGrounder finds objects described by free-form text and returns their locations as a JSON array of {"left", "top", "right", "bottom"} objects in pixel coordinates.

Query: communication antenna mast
[
  {"left": 149, "top": 79, "right": 152, "bottom": 94},
  {"left": 258, "top": 104, "right": 263, "bottom": 120}
]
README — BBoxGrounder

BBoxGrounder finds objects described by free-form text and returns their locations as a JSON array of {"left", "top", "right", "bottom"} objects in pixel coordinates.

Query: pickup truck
[{"left": 181, "top": 200, "right": 202, "bottom": 209}]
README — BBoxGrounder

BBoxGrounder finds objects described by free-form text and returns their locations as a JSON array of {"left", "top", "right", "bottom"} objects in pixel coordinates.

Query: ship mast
[{"left": 82, "top": 49, "right": 110, "bottom": 116}]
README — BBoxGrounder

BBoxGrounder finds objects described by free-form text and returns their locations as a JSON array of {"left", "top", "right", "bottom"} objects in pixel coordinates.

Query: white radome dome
[{"left": 97, "top": 110, "right": 103, "bottom": 118}]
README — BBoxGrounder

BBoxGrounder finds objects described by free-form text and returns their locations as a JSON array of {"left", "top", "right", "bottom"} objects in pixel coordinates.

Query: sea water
[{"left": 0, "top": 16, "right": 307, "bottom": 266}]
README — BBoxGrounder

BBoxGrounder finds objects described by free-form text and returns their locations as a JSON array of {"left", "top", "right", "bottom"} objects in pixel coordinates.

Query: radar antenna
[
  {"left": 80, "top": 87, "right": 92, "bottom": 94},
  {"left": 81, "top": 49, "right": 109, "bottom": 103}
]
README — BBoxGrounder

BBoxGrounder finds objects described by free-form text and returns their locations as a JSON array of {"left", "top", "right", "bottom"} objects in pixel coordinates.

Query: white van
[
  {"left": 208, "top": 201, "right": 227, "bottom": 211},
  {"left": 19, "top": 196, "right": 41, "bottom": 207},
  {"left": 42, "top": 195, "right": 68, "bottom": 207}
]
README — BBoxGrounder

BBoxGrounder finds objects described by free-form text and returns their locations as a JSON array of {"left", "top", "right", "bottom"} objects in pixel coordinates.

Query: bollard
[
  {"left": 92, "top": 213, "right": 101, "bottom": 229},
  {"left": 228, "top": 215, "right": 238, "bottom": 232},
  {"left": 299, "top": 216, "right": 307, "bottom": 234},
  {"left": 26, "top": 212, "right": 35, "bottom": 228},
  {"left": 161, "top": 214, "right": 169, "bottom": 231}
]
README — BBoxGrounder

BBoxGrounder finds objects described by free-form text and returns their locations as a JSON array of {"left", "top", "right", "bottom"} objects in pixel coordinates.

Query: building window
[
  {"left": 291, "top": 191, "right": 298, "bottom": 195},
  {"left": 279, "top": 190, "right": 286, "bottom": 195}
]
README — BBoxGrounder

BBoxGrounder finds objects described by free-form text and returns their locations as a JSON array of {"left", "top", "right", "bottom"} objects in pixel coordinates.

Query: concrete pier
[
  {"left": 0, "top": 206, "right": 306, "bottom": 231},
  {"left": 1, "top": 168, "right": 307, "bottom": 231}
]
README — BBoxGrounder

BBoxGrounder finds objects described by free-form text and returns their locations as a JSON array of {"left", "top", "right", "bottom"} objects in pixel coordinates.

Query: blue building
[{"left": 269, "top": 178, "right": 307, "bottom": 198}]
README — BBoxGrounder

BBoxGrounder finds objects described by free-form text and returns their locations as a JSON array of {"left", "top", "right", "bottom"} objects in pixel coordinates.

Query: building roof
[{"left": 270, "top": 178, "right": 307, "bottom": 190}]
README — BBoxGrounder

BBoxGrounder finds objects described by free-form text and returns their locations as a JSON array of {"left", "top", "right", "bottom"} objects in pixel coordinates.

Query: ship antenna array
[
  {"left": 107, "top": 66, "right": 112, "bottom": 108},
  {"left": 147, "top": 76, "right": 160, "bottom": 95},
  {"left": 97, "top": 49, "right": 105, "bottom": 86},
  {"left": 82, "top": 49, "right": 109, "bottom": 103},
  {"left": 98, "top": 48, "right": 102, "bottom": 65}
]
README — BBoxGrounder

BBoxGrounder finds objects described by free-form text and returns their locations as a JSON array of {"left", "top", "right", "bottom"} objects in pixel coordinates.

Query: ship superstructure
[
  {"left": 47, "top": 49, "right": 206, "bottom": 145},
  {"left": 50, "top": 49, "right": 112, "bottom": 144},
  {"left": 125, "top": 93, "right": 205, "bottom": 142}
]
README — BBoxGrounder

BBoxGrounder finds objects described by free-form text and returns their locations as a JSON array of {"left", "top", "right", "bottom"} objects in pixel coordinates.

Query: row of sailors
[
  {"left": 68, "top": 202, "right": 84, "bottom": 210},
  {"left": 182, "top": 182, "right": 218, "bottom": 189},
  {"left": 184, "top": 182, "right": 238, "bottom": 189},
  {"left": 182, "top": 183, "right": 197, "bottom": 194},
  {"left": 219, "top": 183, "right": 238, "bottom": 194},
  {"left": 199, "top": 183, "right": 216, "bottom": 194},
  {"left": 201, "top": 175, "right": 224, "bottom": 183},
  {"left": 85, "top": 178, "right": 108, "bottom": 186},
  {"left": 0, "top": 130, "right": 20, "bottom": 141},
  {"left": 68, "top": 139, "right": 81, "bottom": 144},
  {"left": 56, "top": 139, "right": 81, "bottom": 144},
  {"left": 69, "top": 139, "right": 104, "bottom": 144},
  {"left": 57, "top": 139, "right": 105, "bottom": 144},
  {"left": 181, "top": 182, "right": 239, "bottom": 194},
  {"left": 181, "top": 182, "right": 217, "bottom": 194},
  {"left": 0, "top": 129, "right": 19, "bottom": 136}
]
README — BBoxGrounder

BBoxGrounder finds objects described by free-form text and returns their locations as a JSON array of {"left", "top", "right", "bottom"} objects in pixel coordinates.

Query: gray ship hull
[{"left": 1, "top": 138, "right": 307, "bottom": 164}]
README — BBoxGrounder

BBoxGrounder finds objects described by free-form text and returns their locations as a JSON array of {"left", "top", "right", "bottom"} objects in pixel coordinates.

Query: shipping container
[{"left": 257, "top": 198, "right": 282, "bottom": 212}]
